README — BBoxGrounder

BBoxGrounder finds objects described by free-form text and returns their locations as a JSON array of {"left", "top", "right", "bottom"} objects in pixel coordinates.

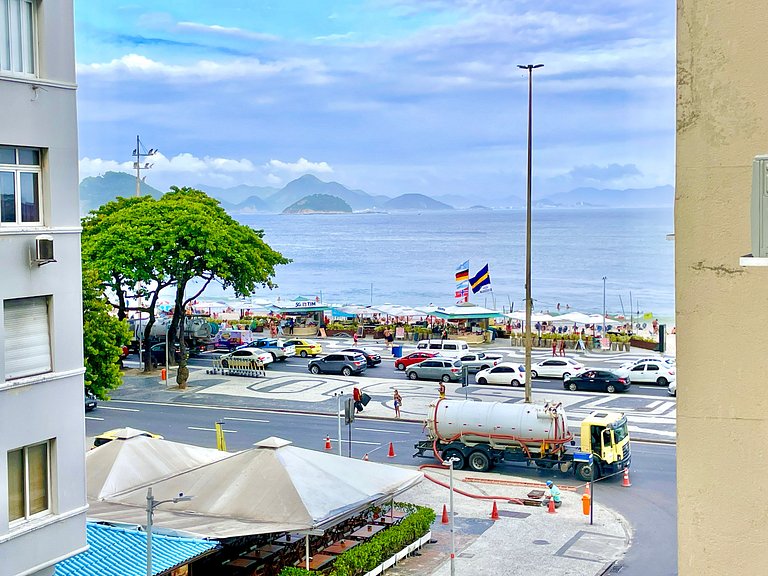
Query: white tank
[{"left": 425, "top": 399, "right": 571, "bottom": 455}]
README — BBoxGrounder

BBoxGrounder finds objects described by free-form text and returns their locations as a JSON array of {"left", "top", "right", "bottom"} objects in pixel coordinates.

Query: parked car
[
  {"left": 668, "top": 381, "right": 677, "bottom": 396},
  {"left": 85, "top": 393, "right": 97, "bottom": 412},
  {"left": 563, "top": 370, "right": 631, "bottom": 393},
  {"left": 340, "top": 347, "right": 381, "bottom": 367},
  {"left": 220, "top": 348, "right": 274, "bottom": 368},
  {"left": 394, "top": 351, "right": 438, "bottom": 371},
  {"left": 475, "top": 362, "right": 526, "bottom": 387},
  {"left": 415, "top": 339, "right": 471, "bottom": 358},
  {"left": 616, "top": 362, "right": 676, "bottom": 386},
  {"left": 283, "top": 338, "right": 323, "bottom": 357},
  {"left": 619, "top": 357, "right": 675, "bottom": 370},
  {"left": 308, "top": 353, "right": 368, "bottom": 376},
  {"left": 148, "top": 342, "right": 182, "bottom": 365},
  {"left": 459, "top": 352, "right": 503, "bottom": 373},
  {"left": 93, "top": 428, "right": 163, "bottom": 448},
  {"left": 239, "top": 338, "right": 296, "bottom": 361},
  {"left": 530, "top": 358, "right": 585, "bottom": 380},
  {"left": 407, "top": 358, "right": 463, "bottom": 382}
]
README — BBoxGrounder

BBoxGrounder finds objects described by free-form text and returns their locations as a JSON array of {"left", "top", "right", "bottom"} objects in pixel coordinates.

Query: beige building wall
[{"left": 677, "top": 1, "right": 768, "bottom": 574}]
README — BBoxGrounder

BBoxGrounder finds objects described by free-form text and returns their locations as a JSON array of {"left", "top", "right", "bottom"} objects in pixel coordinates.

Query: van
[{"left": 416, "top": 339, "right": 471, "bottom": 357}]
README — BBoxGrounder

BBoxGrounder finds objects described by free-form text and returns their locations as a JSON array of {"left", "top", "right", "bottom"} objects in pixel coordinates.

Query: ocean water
[{"left": 200, "top": 208, "right": 675, "bottom": 322}]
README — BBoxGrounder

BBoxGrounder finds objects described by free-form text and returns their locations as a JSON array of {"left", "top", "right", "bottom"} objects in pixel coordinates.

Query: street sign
[
  {"left": 344, "top": 398, "right": 355, "bottom": 424},
  {"left": 573, "top": 452, "right": 593, "bottom": 464}
]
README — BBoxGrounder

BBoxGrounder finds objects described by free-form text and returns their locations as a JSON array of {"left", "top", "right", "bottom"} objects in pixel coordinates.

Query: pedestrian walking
[
  {"left": 353, "top": 387, "right": 364, "bottom": 413},
  {"left": 543, "top": 480, "right": 562, "bottom": 508},
  {"left": 558, "top": 339, "right": 566, "bottom": 356},
  {"left": 385, "top": 329, "right": 394, "bottom": 349},
  {"left": 353, "top": 331, "right": 359, "bottom": 345},
  {"left": 393, "top": 389, "right": 402, "bottom": 418},
  {"left": 438, "top": 381, "right": 446, "bottom": 399},
  {"left": 552, "top": 339, "right": 557, "bottom": 356}
]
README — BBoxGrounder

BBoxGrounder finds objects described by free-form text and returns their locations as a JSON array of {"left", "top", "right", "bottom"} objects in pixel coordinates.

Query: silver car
[
  {"left": 458, "top": 352, "right": 503, "bottom": 373},
  {"left": 407, "top": 359, "right": 463, "bottom": 382}
]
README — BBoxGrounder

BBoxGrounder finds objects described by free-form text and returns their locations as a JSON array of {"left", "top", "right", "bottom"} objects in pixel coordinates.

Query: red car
[{"left": 395, "top": 351, "right": 438, "bottom": 371}]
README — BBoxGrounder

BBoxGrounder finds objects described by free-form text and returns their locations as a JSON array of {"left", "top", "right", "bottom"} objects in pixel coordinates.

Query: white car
[
  {"left": 617, "top": 361, "right": 676, "bottom": 386},
  {"left": 530, "top": 358, "right": 585, "bottom": 380},
  {"left": 220, "top": 348, "right": 273, "bottom": 368},
  {"left": 620, "top": 356, "right": 675, "bottom": 370},
  {"left": 668, "top": 381, "right": 677, "bottom": 396},
  {"left": 459, "top": 352, "right": 503, "bottom": 373},
  {"left": 475, "top": 362, "right": 526, "bottom": 387}
]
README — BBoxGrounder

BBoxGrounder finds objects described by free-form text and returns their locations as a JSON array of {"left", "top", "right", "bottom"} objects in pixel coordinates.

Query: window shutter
[{"left": 4, "top": 296, "right": 51, "bottom": 379}]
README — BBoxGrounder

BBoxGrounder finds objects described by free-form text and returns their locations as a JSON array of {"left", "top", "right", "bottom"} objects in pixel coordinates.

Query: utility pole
[
  {"left": 518, "top": 63, "right": 543, "bottom": 404},
  {"left": 602, "top": 276, "right": 607, "bottom": 335},
  {"left": 133, "top": 135, "right": 157, "bottom": 196}
]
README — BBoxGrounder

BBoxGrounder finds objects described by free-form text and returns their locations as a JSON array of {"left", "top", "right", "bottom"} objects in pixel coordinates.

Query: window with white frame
[
  {"left": 0, "top": 0, "right": 37, "bottom": 75},
  {"left": 7, "top": 440, "right": 50, "bottom": 522},
  {"left": 0, "top": 146, "right": 41, "bottom": 225},
  {"left": 4, "top": 296, "right": 51, "bottom": 380}
]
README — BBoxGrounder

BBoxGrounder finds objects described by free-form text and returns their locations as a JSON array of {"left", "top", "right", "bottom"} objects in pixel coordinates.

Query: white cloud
[
  {"left": 266, "top": 158, "right": 334, "bottom": 174},
  {"left": 76, "top": 54, "right": 330, "bottom": 84},
  {"left": 176, "top": 21, "right": 279, "bottom": 41},
  {"left": 79, "top": 152, "right": 257, "bottom": 180}
]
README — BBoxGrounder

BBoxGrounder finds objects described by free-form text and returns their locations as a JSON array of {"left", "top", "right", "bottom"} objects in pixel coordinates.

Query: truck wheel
[
  {"left": 342, "top": 367, "right": 352, "bottom": 376},
  {"left": 408, "top": 372, "right": 418, "bottom": 380},
  {"left": 656, "top": 377, "right": 668, "bottom": 386},
  {"left": 300, "top": 350, "right": 308, "bottom": 357},
  {"left": 568, "top": 382, "right": 578, "bottom": 391},
  {"left": 606, "top": 384, "right": 617, "bottom": 393},
  {"left": 511, "top": 379, "right": 520, "bottom": 387},
  {"left": 530, "top": 370, "right": 538, "bottom": 378},
  {"left": 467, "top": 451, "right": 491, "bottom": 473},
  {"left": 442, "top": 449, "right": 465, "bottom": 470},
  {"left": 441, "top": 374, "right": 451, "bottom": 383},
  {"left": 477, "top": 377, "right": 487, "bottom": 385},
  {"left": 310, "top": 365, "right": 321, "bottom": 374},
  {"left": 576, "top": 462, "right": 597, "bottom": 482}
]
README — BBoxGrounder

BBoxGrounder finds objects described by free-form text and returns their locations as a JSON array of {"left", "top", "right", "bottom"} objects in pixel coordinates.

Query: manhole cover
[
  {"left": 497, "top": 511, "right": 531, "bottom": 519},
  {"left": 458, "top": 553, "right": 475, "bottom": 558},
  {"left": 532, "top": 539, "right": 550, "bottom": 545}
]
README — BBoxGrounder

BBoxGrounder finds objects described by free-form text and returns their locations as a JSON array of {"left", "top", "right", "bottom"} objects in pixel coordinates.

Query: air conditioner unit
[{"left": 34, "top": 235, "right": 56, "bottom": 266}]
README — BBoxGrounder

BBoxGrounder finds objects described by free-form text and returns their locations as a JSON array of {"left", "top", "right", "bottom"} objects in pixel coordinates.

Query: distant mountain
[
  {"left": 198, "top": 183, "right": 278, "bottom": 204},
  {"left": 229, "top": 195, "right": 271, "bottom": 213},
  {"left": 434, "top": 194, "right": 475, "bottom": 208},
  {"left": 282, "top": 194, "right": 353, "bottom": 214},
  {"left": 542, "top": 186, "right": 674, "bottom": 208},
  {"left": 79, "top": 171, "right": 165, "bottom": 214},
  {"left": 269, "top": 174, "right": 388, "bottom": 211},
  {"left": 492, "top": 195, "right": 526, "bottom": 209},
  {"left": 383, "top": 194, "right": 453, "bottom": 211}
]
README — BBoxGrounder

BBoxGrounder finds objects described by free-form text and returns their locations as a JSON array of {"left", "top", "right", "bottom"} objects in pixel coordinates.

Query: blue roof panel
[{"left": 55, "top": 522, "right": 218, "bottom": 576}]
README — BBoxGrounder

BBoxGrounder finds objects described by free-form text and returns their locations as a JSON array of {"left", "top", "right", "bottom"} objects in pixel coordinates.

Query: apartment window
[
  {"left": 0, "top": 0, "right": 37, "bottom": 75},
  {"left": 0, "top": 145, "right": 41, "bottom": 225},
  {"left": 4, "top": 296, "right": 51, "bottom": 380},
  {"left": 7, "top": 441, "right": 50, "bottom": 522}
]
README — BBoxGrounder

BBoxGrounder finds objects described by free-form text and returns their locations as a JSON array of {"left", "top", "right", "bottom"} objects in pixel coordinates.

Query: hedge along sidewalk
[{"left": 280, "top": 504, "right": 436, "bottom": 576}]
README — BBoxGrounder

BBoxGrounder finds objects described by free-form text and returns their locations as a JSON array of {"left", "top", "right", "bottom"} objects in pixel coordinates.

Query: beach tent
[
  {"left": 421, "top": 304, "right": 504, "bottom": 320},
  {"left": 553, "top": 312, "right": 594, "bottom": 324},
  {"left": 504, "top": 311, "right": 556, "bottom": 323},
  {"left": 85, "top": 436, "right": 422, "bottom": 539}
]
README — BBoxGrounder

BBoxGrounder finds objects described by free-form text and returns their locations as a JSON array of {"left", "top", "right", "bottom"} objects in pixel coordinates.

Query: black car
[
  {"left": 85, "top": 394, "right": 98, "bottom": 412},
  {"left": 149, "top": 342, "right": 182, "bottom": 365},
  {"left": 563, "top": 370, "right": 630, "bottom": 393},
  {"left": 308, "top": 353, "right": 368, "bottom": 376},
  {"left": 340, "top": 347, "right": 381, "bottom": 367}
]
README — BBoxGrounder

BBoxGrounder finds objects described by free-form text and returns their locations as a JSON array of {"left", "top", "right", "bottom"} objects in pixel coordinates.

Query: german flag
[{"left": 455, "top": 260, "right": 469, "bottom": 283}]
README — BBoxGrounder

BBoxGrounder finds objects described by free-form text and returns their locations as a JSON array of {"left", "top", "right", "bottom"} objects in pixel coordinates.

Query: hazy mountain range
[{"left": 78, "top": 171, "right": 674, "bottom": 215}]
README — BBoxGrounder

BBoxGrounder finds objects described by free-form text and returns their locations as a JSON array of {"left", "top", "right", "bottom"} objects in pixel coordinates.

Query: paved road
[{"left": 86, "top": 400, "right": 676, "bottom": 575}]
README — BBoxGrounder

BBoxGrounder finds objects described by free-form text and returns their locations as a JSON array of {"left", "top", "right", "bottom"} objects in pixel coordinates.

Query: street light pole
[
  {"left": 132, "top": 135, "right": 157, "bottom": 197},
  {"left": 602, "top": 276, "right": 607, "bottom": 335},
  {"left": 518, "top": 63, "right": 543, "bottom": 404},
  {"left": 146, "top": 487, "right": 192, "bottom": 576}
]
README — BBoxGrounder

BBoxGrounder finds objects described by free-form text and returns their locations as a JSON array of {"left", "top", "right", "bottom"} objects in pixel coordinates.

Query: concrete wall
[
  {"left": 676, "top": 1, "right": 768, "bottom": 574},
  {"left": 0, "top": 2, "right": 87, "bottom": 575}
]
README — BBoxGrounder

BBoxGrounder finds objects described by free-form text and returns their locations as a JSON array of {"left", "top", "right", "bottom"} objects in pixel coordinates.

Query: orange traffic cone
[
  {"left": 547, "top": 498, "right": 557, "bottom": 514},
  {"left": 583, "top": 483, "right": 590, "bottom": 497},
  {"left": 325, "top": 436, "right": 332, "bottom": 450},
  {"left": 362, "top": 453, "right": 369, "bottom": 461},
  {"left": 490, "top": 501, "right": 500, "bottom": 520},
  {"left": 387, "top": 442, "right": 396, "bottom": 458},
  {"left": 622, "top": 468, "right": 632, "bottom": 488},
  {"left": 441, "top": 505, "right": 449, "bottom": 524}
]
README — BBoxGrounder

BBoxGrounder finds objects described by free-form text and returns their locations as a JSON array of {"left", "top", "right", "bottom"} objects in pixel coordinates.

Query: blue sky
[{"left": 75, "top": 0, "right": 676, "bottom": 200}]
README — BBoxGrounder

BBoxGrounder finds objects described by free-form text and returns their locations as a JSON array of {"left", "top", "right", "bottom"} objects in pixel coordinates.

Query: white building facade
[{"left": 0, "top": 1, "right": 87, "bottom": 575}]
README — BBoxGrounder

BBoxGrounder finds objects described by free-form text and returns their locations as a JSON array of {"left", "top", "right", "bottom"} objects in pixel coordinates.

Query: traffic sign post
[{"left": 573, "top": 452, "right": 594, "bottom": 525}]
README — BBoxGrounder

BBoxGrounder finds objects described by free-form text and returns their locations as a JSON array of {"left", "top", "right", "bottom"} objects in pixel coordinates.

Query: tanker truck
[
  {"left": 129, "top": 316, "right": 212, "bottom": 353},
  {"left": 412, "top": 399, "right": 631, "bottom": 481}
]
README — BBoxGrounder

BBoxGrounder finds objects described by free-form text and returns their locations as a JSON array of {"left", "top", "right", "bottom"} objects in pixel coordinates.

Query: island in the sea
[{"left": 282, "top": 193, "right": 353, "bottom": 214}]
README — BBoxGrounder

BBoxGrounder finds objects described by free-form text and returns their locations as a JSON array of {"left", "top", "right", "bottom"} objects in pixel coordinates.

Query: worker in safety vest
[{"left": 544, "top": 480, "right": 562, "bottom": 508}]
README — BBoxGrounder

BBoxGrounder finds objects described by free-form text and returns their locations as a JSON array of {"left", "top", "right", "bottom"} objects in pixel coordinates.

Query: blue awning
[{"left": 55, "top": 522, "right": 218, "bottom": 576}]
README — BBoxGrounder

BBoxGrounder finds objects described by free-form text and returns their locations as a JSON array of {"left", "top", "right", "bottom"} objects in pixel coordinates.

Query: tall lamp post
[
  {"left": 132, "top": 135, "right": 157, "bottom": 197},
  {"left": 443, "top": 456, "right": 459, "bottom": 576},
  {"left": 146, "top": 487, "right": 193, "bottom": 576},
  {"left": 602, "top": 276, "right": 607, "bottom": 335},
  {"left": 518, "top": 63, "right": 543, "bottom": 404}
]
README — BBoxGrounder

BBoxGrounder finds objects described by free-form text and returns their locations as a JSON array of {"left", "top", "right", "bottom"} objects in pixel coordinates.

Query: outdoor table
[
  {"left": 350, "top": 524, "right": 386, "bottom": 539},
  {"left": 373, "top": 515, "right": 400, "bottom": 526},
  {"left": 250, "top": 543, "right": 284, "bottom": 561},
  {"left": 274, "top": 533, "right": 304, "bottom": 545},
  {"left": 308, "top": 553, "right": 336, "bottom": 571},
  {"left": 227, "top": 557, "right": 258, "bottom": 569},
  {"left": 324, "top": 538, "right": 362, "bottom": 555},
  {"left": 382, "top": 509, "right": 406, "bottom": 518}
]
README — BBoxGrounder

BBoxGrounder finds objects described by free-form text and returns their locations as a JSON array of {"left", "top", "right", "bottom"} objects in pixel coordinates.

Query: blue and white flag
[{"left": 470, "top": 264, "right": 492, "bottom": 294}]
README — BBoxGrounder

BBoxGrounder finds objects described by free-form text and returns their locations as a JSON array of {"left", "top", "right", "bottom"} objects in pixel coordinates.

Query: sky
[{"left": 74, "top": 0, "right": 676, "bottom": 201}]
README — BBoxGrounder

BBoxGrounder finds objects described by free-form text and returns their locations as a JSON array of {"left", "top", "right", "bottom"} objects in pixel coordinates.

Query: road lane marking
[
  {"left": 356, "top": 427, "right": 410, "bottom": 434},
  {"left": 85, "top": 416, "right": 104, "bottom": 421},
  {"left": 647, "top": 400, "right": 662, "bottom": 409},
  {"left": 98, "top": 406, "right": 140, "bottom": 412},
  {"left": 188, "top": 426, "right": 237, "bottom": 433},
  {"left": 329, "top": 438, "right": 379, "bottom": 445},
  {"left": 224, "top": 417, "right": 270, "bottom": 423}
]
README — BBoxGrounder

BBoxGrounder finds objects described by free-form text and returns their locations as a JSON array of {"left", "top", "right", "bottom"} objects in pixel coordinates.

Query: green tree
[{"left": 82, "top": 265, "right": 131, "bottom": 399}]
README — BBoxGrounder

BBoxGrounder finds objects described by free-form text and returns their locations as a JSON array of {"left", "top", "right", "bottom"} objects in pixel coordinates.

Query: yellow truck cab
[{"left": 577, "top": 411, "right": 631, "bottom": 480}]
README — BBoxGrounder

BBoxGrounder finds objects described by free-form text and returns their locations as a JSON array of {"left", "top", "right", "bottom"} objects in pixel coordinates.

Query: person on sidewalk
[
  {"left": 353, "top": 331, "right": 359, "bottom": 345},
  {"left": 393, "top": 389, "right": 402, "bottom": 419},
  {"left": 543, "top": 480, "right": 562, "bottom": 508},
  {"left": 353, "top": 387, "right": 364, "bottom": 413},
  {"left": 552, "top": 339, "right": 557, "bottom": 356},
  {"left": 438, "top": 381, "right": 446, "bottom": 399},
  {"left": 558, "top": 338, "right": 566, "bottom": 356}
]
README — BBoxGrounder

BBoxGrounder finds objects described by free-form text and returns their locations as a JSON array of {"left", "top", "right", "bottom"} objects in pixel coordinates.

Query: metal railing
[{"left": 208, "top": 357, "right": 266, "bottom": 378}]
